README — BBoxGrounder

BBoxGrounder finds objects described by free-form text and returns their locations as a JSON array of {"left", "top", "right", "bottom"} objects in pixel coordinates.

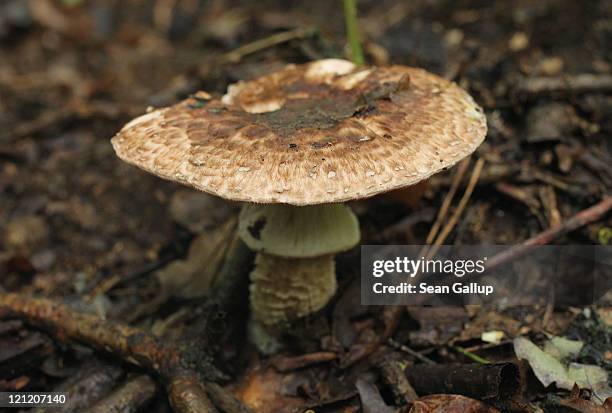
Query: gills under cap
[{"left": 111, "top": 59, "right": 487, "bottom": 205}]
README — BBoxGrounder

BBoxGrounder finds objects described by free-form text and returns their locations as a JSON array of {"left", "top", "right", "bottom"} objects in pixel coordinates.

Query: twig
[
  {"left": 222, "top": 27, "right": 317, "bottom": 63},
  {"left": 271, "top": 351, "right": 337, "bottom": 372},
  {"left": 516, "top": 74, "right": 612, "bottom": 99},
  {"left": 0, "top": 293, "right": 218, "bottom": 413},
  {"left": 423, "top": 158, "right": 471, "bottom": 246},
  {"left": 378, "top": 352, "right": 419, "bottom": 404},
  {"left": 85, "top": 375, "right": 158, "bottom": 413},
  {"left": 33, "top": 363, "right": 124, "bottom": 413},
  {"left": 343, "top": 0, "right": 365, "bottom": 65},
  {"left": 452, "top": 346, "right": 490, "bottom": 365},
  {"left": 383, "top": 160, "right": 484, "bottom": 352},
  {"left": 486, "top": 196, "right": 612, "bottom": 270},
  {"left": 495, "top": 182, "right": 546, "bottom": 228},
  {"left": 539, "top": 185, "right": 562, "bottom": 227},
  {"left": 169, "top": 377, "right": 219, "bottom": 413},
  {"left": 387, "top": 339, "right": 436, "bottom": 365},
  {"left": 346, "top": 159, "right": 483, "bottom": 367},
  {"left": 205, "top": 382, "right": 253, "bottom": 413},
  {"left": 427, "top": 158, "right": 485, "bottom": 257},
  {"left": 495, "top": 182, "right": 540, "bottom": 211}
]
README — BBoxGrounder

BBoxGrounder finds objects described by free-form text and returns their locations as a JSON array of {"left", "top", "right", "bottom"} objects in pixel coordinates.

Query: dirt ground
[{"left": 0, "top": 1, "right": 611, "bottom": 412}]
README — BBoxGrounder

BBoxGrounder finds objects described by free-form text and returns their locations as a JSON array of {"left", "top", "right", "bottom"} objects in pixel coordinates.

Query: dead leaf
[
  {"left": 543, "top": 336, "right": 583, "bottom": 360},
  {"left": 332, "top": 278, "right": 367, "bottom": 348},
  {"left": 513, "top": 337, "right": 612, "bottom": 399},
  {"left": 155, "top": 218, "right": 236, "bottom": 298},
  {"left": 409, "top": 394, "right": 501, "bottom": 413},
  {"left": 558, "top": 385, "right": 612, "bottom": 413},
  {"left": 230, "top": 366, "right": 305, "bottom": 413}
]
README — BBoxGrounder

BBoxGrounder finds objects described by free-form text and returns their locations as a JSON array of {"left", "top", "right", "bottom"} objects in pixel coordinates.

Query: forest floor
[{"left": 0, "top": 0, "right": 611, "bottom": 412}]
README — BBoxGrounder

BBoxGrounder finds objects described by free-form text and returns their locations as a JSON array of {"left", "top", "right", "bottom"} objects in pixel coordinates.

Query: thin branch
[
  {"left": 0, "top": 293, "right": 218, "bottom": 413},
  {"left": 222, "top": 27, "right": 317, "bottom": 63},
  {"left": 428, "top": 158, "right": 485, "bottom": 257},
  {"left": 272, "top": 352, "right": 338, "bottom": 372},
  {"left": 85, "top": 375, "right": 158, "bottom": 413},
  {"left": 516, "top": 74, "right": 612, "bottom": 98},
  {"left": 387, "top": 338, "right": 436, "bottom": 365},
  {"left": 486, "top": 196, "right": 612, "bottom": 270},
  {"left": 346, "top": 159, "right": 484, "bottom": 368},
  {"left": 424, "top": 158, "right": 471, "bottom": 247}
]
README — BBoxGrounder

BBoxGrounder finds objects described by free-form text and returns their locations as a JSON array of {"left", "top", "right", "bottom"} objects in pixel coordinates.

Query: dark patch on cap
[
  {"left": 253, "top": 91, "right": 359, "bottom": 139},
  {"left": 353, "top": 104, "right": 378, "bottom": 118}
]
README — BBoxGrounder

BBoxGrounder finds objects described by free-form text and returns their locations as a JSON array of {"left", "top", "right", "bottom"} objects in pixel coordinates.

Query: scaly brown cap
[{"left": 111, "top": 59, "right": 487, "bottom": 205}]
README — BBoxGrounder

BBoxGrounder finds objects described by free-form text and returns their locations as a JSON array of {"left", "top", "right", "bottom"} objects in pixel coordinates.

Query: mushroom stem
[
  {"left": 237, "top": 203, "right": 360, "bottom": 351},
  {"left": 238, "top": 203, "right": 360, "bottom": 258},
  {"left": 249, "top": 252, "right": 337, "bottom": 327}
]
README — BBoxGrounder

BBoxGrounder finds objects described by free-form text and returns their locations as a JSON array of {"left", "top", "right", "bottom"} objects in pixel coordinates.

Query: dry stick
[
  {"left": 372, "top": 189, "right": 610, "bottom": 372},
  {"left": 0, "top": 293, "right": 218, "bottom": 413},
  {"left": 222, "top": 27, "right": 317, "bottom": 63},
  {"left": 516, "top": 73, "right": 612, "bottom": 98},
  {"left": 387, "top": 338, "right": 436, "bottom": 365},
  {"left": 272, "top": 351, "right": 338, "bottom": 372},
  {"left": 423, "top": 158, "right": 472, "bottom": 247},
  {"left": 427, "top": 158, "right": 485, "bottom": 258},
  {"left": 486, "top": 196, "right": 612, "bottom": 270},
  {"left": 196, "top": 27, "right": 317, "bottom": 80},
  {"left": 374, "top": 159, "right": 482, "bottom": 366},
  {"left": 378, "top": 352, "right": 419, "bottom": 404},
  {"left": 205, "top": 382, "right": 253, "bottom": 413},
  {"left": 85, "top": 375, "right": 158, "bottom": 413}
]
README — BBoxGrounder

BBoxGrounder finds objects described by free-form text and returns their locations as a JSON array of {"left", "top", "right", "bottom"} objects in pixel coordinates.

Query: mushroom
[
  {"left": 238, "top": 203, "right": 359, "bottom": 329},
  {"left": 111, "top": 59, "right": 487, "bottom": 349}
]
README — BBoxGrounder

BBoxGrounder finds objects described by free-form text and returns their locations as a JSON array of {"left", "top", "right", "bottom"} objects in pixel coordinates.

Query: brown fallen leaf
[
  {"left": 230, "top": 366, "right": 304, "bottom": 413},
  {"left": 0, "top": 376, "right": 29, "bottom": 392},
  {"left": 558, "top": 385, "right": 612, "bottom": 413},
  {"left": 409, "top": 394, "right": 501, "bottom": 413},
  {"left": 154, "top": 218, "right": 237, "bottom": 299}
]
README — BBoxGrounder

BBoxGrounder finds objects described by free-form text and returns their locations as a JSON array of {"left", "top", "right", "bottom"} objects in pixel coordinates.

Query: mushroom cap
[{"left": 112, "top": 59, "right": 487, "bottom": 205}]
